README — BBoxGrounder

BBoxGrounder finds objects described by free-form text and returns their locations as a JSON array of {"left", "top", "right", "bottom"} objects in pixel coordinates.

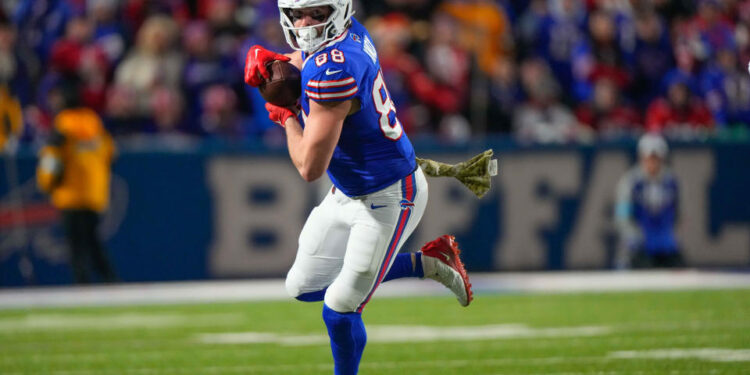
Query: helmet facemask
[{"left": 278, "top": 1, "right": 352, "bottom": 53}]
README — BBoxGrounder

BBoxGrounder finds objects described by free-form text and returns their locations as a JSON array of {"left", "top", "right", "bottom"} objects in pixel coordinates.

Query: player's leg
[
  {"left": 285, "top": 189, "right": 350, "bottom": 302},
  {"left": 380, "top": 236, "right": 473, "bottom": 306},
  {"left": 323, "top": 169, "right": 427, "bottom": 375},
  {"left": 381, "top": 252, "right": 424, "bottom": 282}
]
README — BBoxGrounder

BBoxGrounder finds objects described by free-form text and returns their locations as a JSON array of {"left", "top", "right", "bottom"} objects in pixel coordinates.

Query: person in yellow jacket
[{"left": 36, "top": 76, "right": 117, "bottom": 283}]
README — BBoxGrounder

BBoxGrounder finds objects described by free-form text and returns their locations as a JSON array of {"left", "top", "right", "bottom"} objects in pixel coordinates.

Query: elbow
[{"left": 299, "top": 166, "right": 324, "bottom": 182}]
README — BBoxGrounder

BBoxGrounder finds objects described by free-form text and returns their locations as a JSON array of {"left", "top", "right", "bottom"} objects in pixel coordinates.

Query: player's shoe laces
[{"left": 420, "top": 235, "right": 473, "bottom": 307}]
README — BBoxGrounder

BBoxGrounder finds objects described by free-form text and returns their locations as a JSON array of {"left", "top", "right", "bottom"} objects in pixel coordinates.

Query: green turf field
[{"left": 1, "top": 289, "right": 749, "bottom": 374}]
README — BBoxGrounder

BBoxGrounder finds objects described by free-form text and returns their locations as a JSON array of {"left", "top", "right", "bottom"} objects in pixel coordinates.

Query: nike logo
[
  {"left": 326, "top": 68, "right": 343, "bottom": 75},
  {"left": 440, "top": 251, "right": 452, "bottom": 263},
  {"left": 370, "top": 203, "right": 387, "bottom": 210},
  {"left": 254, "top": 48, "right": 259, "bottom": 59}
]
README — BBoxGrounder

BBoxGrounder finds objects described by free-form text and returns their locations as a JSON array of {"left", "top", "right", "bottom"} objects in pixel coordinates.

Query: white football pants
[{"left": 285, "top": 167, "right": 428, "bottom": 313}]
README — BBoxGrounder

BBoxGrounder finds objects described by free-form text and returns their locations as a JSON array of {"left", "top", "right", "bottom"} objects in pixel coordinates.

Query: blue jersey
[
  {"left": 299, "top": 18, "right": 416, "bottom": 197},
  {"left": 617, "top": 167, "right": 679, "bottom": 254}
]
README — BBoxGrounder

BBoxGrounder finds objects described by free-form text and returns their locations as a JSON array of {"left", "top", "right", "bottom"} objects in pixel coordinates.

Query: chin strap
[{"left": 416, "top": 149, "right": 498, "bottom": 198}]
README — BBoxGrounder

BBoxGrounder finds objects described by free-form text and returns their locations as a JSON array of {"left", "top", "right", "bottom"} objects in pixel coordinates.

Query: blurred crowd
[{"left": 1, "top": 0, "right": 750, "bottom": 146}]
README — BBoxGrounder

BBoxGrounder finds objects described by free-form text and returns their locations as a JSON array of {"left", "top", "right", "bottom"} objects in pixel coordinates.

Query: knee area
[
  {"left": 284, "top": 269, "right": 304, "bottom": 299},
  {"left": 323, "top": 286, "right": 361, "bottom": 313},
  {"left": 286, "top": 269, "right": 328, "bottom": 302}
]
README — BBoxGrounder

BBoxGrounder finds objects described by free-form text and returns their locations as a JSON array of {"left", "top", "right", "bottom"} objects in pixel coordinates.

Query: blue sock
[
  {"left": 383, "top": 252, "right": 424, "bottom": 282},
  {"left": 323, "top": 304, "right": 366, "bottom": 375}
]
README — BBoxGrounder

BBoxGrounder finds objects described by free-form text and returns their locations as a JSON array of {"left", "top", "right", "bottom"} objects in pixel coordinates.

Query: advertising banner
[{"left": 1, "top": 142, "right": 748, "bottom": 286}]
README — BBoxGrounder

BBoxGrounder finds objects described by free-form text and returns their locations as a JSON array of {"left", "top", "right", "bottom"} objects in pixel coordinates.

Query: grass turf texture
[{"left": 1, "top": 289, "right": 749, "bottom": 374}]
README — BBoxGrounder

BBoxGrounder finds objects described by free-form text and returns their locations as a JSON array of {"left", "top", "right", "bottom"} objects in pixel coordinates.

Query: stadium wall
[{"left": 1, "top": 140, "right": 749, "bottom": 286}]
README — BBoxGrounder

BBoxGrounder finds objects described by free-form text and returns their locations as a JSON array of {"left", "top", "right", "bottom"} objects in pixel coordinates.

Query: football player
[{"left": 243, "top": 1, "right": 473, "bottom": 374}]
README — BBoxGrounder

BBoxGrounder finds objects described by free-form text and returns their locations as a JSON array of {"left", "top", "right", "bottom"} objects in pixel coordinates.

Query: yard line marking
[
  {"left": 609, "top": 348, "right": 750, "bottom": 362},
  {"left": 0, "top": 312, "right": 244, "bottom": 331},
  {"left": 196, "top": 324, "right": 611, "bottom": 345}
]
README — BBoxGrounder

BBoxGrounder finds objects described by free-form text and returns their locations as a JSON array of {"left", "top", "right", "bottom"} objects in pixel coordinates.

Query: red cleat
[{"left": 420, "top": 235, "right": 473, "bottom": 307}]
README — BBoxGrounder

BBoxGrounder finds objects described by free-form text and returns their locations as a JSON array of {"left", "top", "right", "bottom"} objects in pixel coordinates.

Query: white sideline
[{"left": 0, "top": 270, "right": 749, "bottom": 309}]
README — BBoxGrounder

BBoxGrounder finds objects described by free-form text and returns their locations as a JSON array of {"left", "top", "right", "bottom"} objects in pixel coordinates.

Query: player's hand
[
  {"left": 244, "top": 45, "right": 291, "bottom": 87},
  {"left": 265, "top": 102, "right": 297, "bottom": 128}
]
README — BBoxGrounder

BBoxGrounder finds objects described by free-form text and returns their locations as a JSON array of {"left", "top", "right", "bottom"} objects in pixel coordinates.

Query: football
[{"left": 259, "top": 60, "right": 302, "bottom": 107}]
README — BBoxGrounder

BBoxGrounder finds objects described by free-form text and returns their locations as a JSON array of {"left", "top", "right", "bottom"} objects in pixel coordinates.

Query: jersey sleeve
[{"left": 304, "top": 66, "right": 360, "bottom": 103}]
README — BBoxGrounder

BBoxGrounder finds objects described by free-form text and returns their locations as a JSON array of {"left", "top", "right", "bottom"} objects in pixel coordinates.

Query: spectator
[
  {"left": 182, "top": 20, "right": 236, "bottom": 135},
  {"left": 150, "top": 86, "right": 188, "bottom": 135},
  {"left": 667, "top": 19, "right": 701, "bottom": 93},
  {"left": 486, "top": 58, "right": 521, "bottom": 134},
  {"left": 614, "top": 133, "right": 683, "bottom": 269},
  {"left": 699, "top": 46, "right": 750, "bottom": 129},
  {"left": 534, "top": 0, "right": 587, "bottom": 90},
  {"left": 571, "top": 9, "right": 630, "bottom": 102},
  {"left": 205, "top": 0, "right": 246, "bottom": 60},
  {"left": 121, "top": 0, "right": 191, "bottom": 38},
  {"left": 200, "top": 84, "right": 241, "bottom": 138},
  {"left": 513, "top": 58, "right": 581, "bottom": 143},
  {"left": 645, "top": 74, "right": 713, "bottom": 137},
  {"left": 440, "top": 0, "right": 513, "bottom": 76},
  {"left": 691, "top": 0, "right": 735, "bottom": 64},
  {"left": 49, "top": 16, "right": 110, "bottom": 112},
  {"left": 591, "top": 0, "right": 636, "bottom": 53},
  {"left": 734, "top": 1, "right": 750, "bottom": 71},
  {"left": 13, "top": 0, "right": 77, "bottom": 66},
  {"left": 371, "top": 12, "right": 468, "bottom": 136},
  {"left": 89, "top": 0, "right": 128, "bottom": 65},
  {"left": 113, "top": 15, "right": 183, "bottom": 121},
  {"left": 104, "top": 84, "right": 146, "bottom": 136},
  {"left": 575, "top": 77, "right": 641, "bottom": 139},
  {"left": 515, "top": 0, "right": 548, "bottom": 60},
  {"left": 36, "top": 75, "right": 118, "bottom": 283},
  {"left": 369, "top": 13, "right": 423, "bottom": 134},
  {"left": 628, "top": 9, "right": 674, "bottom": 107},
  {"left": 423, "top": 11, "right": 471, "bottom": 138},
  {"left": 0, "top": 13, "right": 30, "bottom": 105},
  {"left": 0, "top": 0, "right": 748, "bottom": 143}
]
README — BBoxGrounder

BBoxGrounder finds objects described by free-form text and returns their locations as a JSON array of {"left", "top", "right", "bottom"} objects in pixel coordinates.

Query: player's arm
[
  {"left": 282, "top": 99, "right": 351, "bottom": 182},
  {"left": 285, "top": 51, "right": 303, "bottom": 71}
]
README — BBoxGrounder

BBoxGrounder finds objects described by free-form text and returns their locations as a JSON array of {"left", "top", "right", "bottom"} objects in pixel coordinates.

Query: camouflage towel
[{"left": 416, "top": 149, "right": 498, "bottom": 198}]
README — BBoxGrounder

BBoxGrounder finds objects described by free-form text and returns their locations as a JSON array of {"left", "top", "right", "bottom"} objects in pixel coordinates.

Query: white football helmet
[{"left": 277, "top": 0, "right": 353, "bottom": 53}]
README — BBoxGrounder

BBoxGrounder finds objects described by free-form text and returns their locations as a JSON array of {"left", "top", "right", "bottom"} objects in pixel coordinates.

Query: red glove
[
  {"left": 265, "top": 103, "right": 297, "bottom": 128},
  {"left": 244, "top": 45, "right": 291, "bottom": 87}
]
